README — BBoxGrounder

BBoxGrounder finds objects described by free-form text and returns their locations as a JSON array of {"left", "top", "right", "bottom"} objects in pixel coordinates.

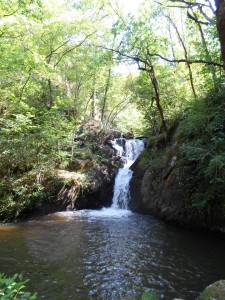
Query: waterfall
[{"left": 111, "top": 138, "right": 145, "bottom": 210}]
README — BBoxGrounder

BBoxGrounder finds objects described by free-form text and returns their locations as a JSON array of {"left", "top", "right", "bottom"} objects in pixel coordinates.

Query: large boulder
[
  {"left": 74, "top": 163, "right": 117, "bottom": 209},
  {"left": 103, "top": 130, "right": 121, "bottom": 145},
  {"left": 197, "top": 280, "right": 225, "bottom": 300},
  {"left": 68, "top": 158, "right": 92, "bottom": 171},
  {"left": 129, "top": 148, "right": 204, "bottom": 227},
  {"left": 129, "top": 144, "right": 225, "bottom": 231},
  {"left": 123, "top": 129, "right": 134, "bottom": 139}
]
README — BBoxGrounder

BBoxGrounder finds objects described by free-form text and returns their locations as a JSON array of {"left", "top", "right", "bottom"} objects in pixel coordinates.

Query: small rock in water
[{"left": 66, "top": 204, "right": 74, "bottom": 211}]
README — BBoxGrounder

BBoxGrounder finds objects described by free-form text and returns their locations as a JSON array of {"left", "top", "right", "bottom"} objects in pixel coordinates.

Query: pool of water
[{"left": 1, "top": 209, "right": 225, "bottom": 299}]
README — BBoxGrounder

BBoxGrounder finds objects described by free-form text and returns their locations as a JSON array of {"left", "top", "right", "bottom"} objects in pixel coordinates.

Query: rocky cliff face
[
  {"left": 129, "top": 95, "right": 225, "bottom": 233},
  {"left": 129, "top": 140, "right": 225, "bottom": 233},
  {"left": 16, "top": 126, "right": 121, "bottom": 220},
  {"left": 65, "top": 161, "right": 117, "bottom": 210},
  {"left": 55, "top": 127, "right": 121, "bottom": 211},
  {"left": 129, "top": 149, "right": 188, "bottom": 224}
]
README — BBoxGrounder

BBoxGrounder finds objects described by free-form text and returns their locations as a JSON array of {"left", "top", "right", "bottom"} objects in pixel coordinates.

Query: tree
[
  {"left": 215, "top": 0, "right": 225, "bottom": 69},
  {"left": 166, "top": 0, "right": 225, "bottom": 70}
]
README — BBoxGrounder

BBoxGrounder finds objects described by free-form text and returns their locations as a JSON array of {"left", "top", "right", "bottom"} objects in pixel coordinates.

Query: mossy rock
[
  {"left": 68, "top": 158, "right": 92, "bottom": 171},
  {"left": 197, "top": 280, "right": 225, "bottom": 300}
]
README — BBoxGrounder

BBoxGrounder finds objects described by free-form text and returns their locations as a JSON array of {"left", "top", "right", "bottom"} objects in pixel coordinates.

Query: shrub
[
  {"left": 175, "top": 92, "right": 225, "bottom": 221},
  {"left": 0, "top": 273, "right": 37, "bottom": 299}
]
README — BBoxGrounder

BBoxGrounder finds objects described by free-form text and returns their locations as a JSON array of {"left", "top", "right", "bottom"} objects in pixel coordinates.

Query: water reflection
[
  {"left": 24, "top": 212, "right": 85, "bottom": 262},
  {"left": 0, "top": 211, "right": 225, "bottom": 300}
]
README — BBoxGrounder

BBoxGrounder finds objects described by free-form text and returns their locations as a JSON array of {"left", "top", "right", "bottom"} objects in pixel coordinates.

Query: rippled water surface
[{"left": 1, "top": 209, "right": 225, "bottom": 299}]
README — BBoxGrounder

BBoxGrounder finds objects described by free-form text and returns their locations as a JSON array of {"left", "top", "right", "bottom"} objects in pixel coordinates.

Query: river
[{"left": 1, "top": 210, "right": 225, "bottom": 299}]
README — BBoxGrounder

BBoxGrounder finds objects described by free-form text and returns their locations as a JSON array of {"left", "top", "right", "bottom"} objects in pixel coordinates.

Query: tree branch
[
  {"left": 2, "top": 8, "right": 19, "bottom": 17},
  {"left": 155, "top": 1, "right": 189, "bottom": 8},
  {"left": 199, "top": 6, "right": 212, "bottom": 21},
  {"left": 19, "top": 69, "right": 32, "bottom": 101},
  {"left": 95, "top": 45, "right": 150, "bottom": 67},
  {"left": 187, "top": 11, "right": 209, "bottom": 25},
  {"left": 169, "top": 0, "right": 210, "bottom": 8},
  {"left": 45, "top": 39, "right": 71, "bottom": 63},
  {"left": 96, "top": 45, "right": 223, "bottom": 69},
  {"left": 107, "top": 1, "right": 131, "bottom": 31},
  {"left": 147, "top": 52, "right": 223, "bottom": 67},
  {"left": 54, "top": 30, "right": 97, "bottom": 67}
]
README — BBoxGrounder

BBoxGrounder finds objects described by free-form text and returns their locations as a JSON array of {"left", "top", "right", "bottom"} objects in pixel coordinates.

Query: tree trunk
[
  {"left": 138, "top": 56, "right": 168, "bottom": 141},
  {"left": 48, "top": 78, "right": 54, "bottom": 108},
  {"left": 215, "top": 0, "right": 225, "bottom": 70},
  {"left": 92, "top": 76, "right": 97, "bottom": 119},
  {"left": 101, "top": 67, "right": 112, "bottom": 122},
  {"left": 167, "top": 15, "right": 197, "bottom": 98},
  {"left": 191, "top": 9, "right": 218, "bottom": 89},
  {"left": 147, "top": 65, "right": 168, "bottom": 141}
]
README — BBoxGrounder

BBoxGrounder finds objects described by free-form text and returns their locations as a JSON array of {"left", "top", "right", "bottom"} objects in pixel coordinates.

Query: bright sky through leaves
[{"left": 120, "top": 0, "right": 141, "bottom": 14}]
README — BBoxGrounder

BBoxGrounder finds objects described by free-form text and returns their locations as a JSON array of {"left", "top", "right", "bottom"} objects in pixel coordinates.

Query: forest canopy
[{"left": 1, "top": 0, "right": 223, "bottom": 133}]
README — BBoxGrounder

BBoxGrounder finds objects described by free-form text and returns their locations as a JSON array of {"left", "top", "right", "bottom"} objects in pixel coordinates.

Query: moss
[
  {"left": 140, "top": 148, "right": 152, "bottom": 168},
  {"left": 141, "top": 289, "right": 160, "bottom": 300},
  {"left": 140, "top": 143, "right": 173, "bottom": 170},
  {"left": 197, "top": 280, "right": 225, "bottom": 300}
]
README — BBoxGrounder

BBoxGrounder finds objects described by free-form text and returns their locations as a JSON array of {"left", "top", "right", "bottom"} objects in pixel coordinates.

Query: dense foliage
[{"left": 175, "top": 91, "right": 225, "bottom": 221}]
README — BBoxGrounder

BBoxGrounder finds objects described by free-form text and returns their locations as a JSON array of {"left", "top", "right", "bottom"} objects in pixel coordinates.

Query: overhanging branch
[
  {"left": 169, "top": 0, "right": 210, "bottom": 8},
  {"left": 54, "top": 30, "right": 97, "bottom": 67},
  {"left": 96, "top": 45, "right": 223, "bottom": 68},
  {"left": 148, "top": 53, "right": 223, "bottom": 68}
]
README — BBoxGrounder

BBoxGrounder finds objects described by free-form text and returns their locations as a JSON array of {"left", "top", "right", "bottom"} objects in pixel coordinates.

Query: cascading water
[{"left": 111, "top": 138, "right": 145, "bottom": 210}]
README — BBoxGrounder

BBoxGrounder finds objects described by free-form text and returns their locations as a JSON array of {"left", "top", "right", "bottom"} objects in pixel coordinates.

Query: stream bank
[{"left": 0, "top": 125, "right": 122, "bottom": 222}]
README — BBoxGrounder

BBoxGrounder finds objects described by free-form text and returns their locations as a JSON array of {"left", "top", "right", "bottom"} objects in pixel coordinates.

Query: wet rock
[
  {"left": 197, "top": 280, "right": 225, "bottom": 300},
  {"left": 129, "top": 152, "right": 186, "bottom": 224},
  {"left": 123, "top": 131, "right": 134, "bottom": 139},
  {"left": 102, "top": 145, "right": 114, "bottom": 158},
  {"left": 103, "top": 130, "right": 121, "bottom": 145},
  {"left": 75, "top": 164, "right": 117, "bottom": 210},
  {"left": 111, "top": 130, "right": 121, "bottom": 139},
  {"left": 115, "top": 137, "right": 126, "bottom": 148},
  {"left": 66, "top": 204, "right": 74, "bottom": 211},
  {"left": 129, "top": 145, "right": 225, "bottom": 231}
]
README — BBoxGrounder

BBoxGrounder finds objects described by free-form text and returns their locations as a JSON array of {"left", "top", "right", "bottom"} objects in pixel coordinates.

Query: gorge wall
[
  {"left": 129, "top": 147, "right": 223, "bottom": 231},
  {"left": 129, "top": 100, "right": 225, "bottom": 233},
  {"left": 129, "top": 150, "right": 187, "bottom": 224}
]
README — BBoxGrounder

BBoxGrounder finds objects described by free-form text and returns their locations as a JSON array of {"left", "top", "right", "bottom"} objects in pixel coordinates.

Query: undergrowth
[
  {"left": 0, "top": 171, "right": 64, "bottom": 222},
  {"left": 175, "top": 90, "right": 225, "bottom": 223}
]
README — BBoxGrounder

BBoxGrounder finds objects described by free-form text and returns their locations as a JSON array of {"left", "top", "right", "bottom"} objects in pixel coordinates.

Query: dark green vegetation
[
  {"left": 176, "top": 92, "right": 225, "bottom": 223},
  {"left": 1, "top": 0, "right": 225, "bottom": 224},
  {"left": 135, "top": 92, "right": 225, "bottom": 230}
]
